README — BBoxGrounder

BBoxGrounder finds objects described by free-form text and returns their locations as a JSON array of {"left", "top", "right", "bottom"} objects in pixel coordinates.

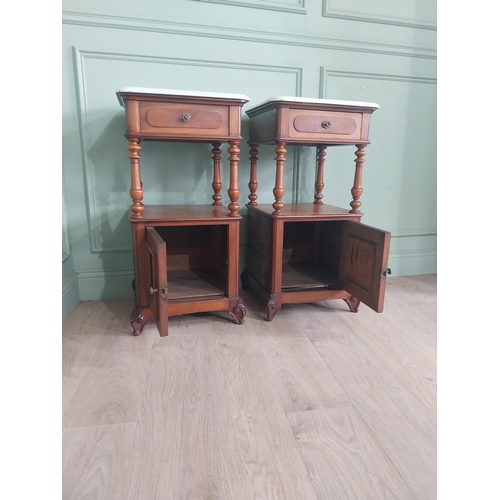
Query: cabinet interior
[
  {"left": 153, "top": 224, "right": 228, "bottom": 300},
  {"left": 281, "top": 220, "right": 342, "bottom": 290}
]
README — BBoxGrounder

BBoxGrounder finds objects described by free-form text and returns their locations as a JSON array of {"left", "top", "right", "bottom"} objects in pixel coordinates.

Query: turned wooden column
[
  {"left": 248, "top": 144, "right": 259, "bottom": 206},
  {"left": 128, "top": 138, "right": 144, "bottom": 218},
  {"left": 314, "top": 146, "right": 327, "bottom": 204},
  {"left": 227, "top": 141, "right": 241, "bottom": 217},
  {"left": 350, "top": 145, "right": 366, "bottom": 213},
  {"left": 272, "top": 142, "right": 287, "bottom": 215},
  {"left": 211, "top": 142, "right": 222, "bottom": 206}
]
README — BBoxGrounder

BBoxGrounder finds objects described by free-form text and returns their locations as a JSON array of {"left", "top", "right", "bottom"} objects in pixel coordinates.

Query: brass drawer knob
[
  {"left": 321, "top": 120, "right": 332, "bottom": 129},
  {"left": 179, "top": 113, "right": 191, "bottom": 122}
]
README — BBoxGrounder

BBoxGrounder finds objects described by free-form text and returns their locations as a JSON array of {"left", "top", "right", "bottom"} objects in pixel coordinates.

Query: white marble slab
[
  {"left": 116, "top": 87, "right": 250, "bottom": 106},
  {"left": 247, "top": 95, "right": 380, "bottom": 111}
]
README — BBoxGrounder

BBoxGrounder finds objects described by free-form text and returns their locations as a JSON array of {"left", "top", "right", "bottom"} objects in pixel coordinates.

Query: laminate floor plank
[
  {"left": 335, "top": 304, "right": 437, "bottom": 415},
  {"left": 62, "top": 275, "right": 437, "bottom": 499},
  {"left": 312, "top": 330, "right": 436, "bottom": 500},
  {"left": 152, "top": 310, "right": 224, "bottom": 341},
  {"left": 311, "top": 328, "right": 436, "bottom": 441},
  {"left": 386, "top": 275, "right": 437, "bottom": 322},
  {"left": 63, "top": 299, "right": 155, "bottom": 428},
  {"left": 122, "top": 335, "right": 217, "bottom": 500},
  {"left": 288, "top": 408, "right": 415, "bottom": 499},
  {"left": 258, "top": 333, "right": 351, "bottom": 414},
  {"left": 381, "top": 289, "right": 437, "bottom": 357},
  {"left": 62, "top": 301, "right": 121, "bottom": 413},
  {"left": 62, "top": 423, "right": 136, "bottom": 500},
  {"left": 210, "top": 323, "right": 319, "bottom": 500},
  {"left": 407, "top": 274, "right": 437, "bottom": 292},
  {"left": 233, "top": 292, "right": 351, "bottom": 412},
  {"left": 289, "top": 300, "right": 357, "bottom": 334}
]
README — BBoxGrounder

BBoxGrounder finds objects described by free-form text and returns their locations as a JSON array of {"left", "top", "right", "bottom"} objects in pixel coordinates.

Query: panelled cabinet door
[
  {"left": 145, "top": 227, "right": 169, "bottom": 336},
  {"left": 339, "top": 222, "right": 391, "bottom": 313}
]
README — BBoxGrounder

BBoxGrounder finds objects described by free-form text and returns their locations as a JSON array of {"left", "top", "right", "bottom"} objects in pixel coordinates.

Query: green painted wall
[{"left": 62, "top": 0, "right": 437, "bottom": 322}]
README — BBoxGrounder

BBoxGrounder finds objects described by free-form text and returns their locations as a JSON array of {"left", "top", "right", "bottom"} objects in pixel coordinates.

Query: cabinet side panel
[{"left": 249, "top": 109, "right": 277, "bottom": 144}]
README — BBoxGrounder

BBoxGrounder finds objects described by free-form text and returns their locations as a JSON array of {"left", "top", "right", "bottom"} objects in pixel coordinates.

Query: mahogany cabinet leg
[
  {"left": 314, "top": 146, "right": 327, "bottom": 204},
  {"left": 128, "top": 138, "right": 144, "bottom": 218},
  {"left": 266, "top": 293, "right": 282, "bottom": 321},
  {"left": 211, "top": 142, "right": 222, "bottom": 206},
  {"left": 248, "top": 144, "right": 259, "bottom": 206},
  {"left": 344, "top": 296, "right": 360, "bottom": 313},
  {"left": 272, "top": 142, "right": 287, "bottom": 215},
  {"left": 350, "top": 144, "right": 366, "bottom": 213},
  {"left": 130, "top": 306, "right": 154, "bottom": 336},
  {"left": 227, "top": 141, "right": 241, "bottom": 216},
  {"left": 228, "top": 297, "right": 246, "bottom": 325}
]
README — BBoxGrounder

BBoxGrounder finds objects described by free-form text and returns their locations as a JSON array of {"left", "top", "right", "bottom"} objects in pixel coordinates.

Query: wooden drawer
[
  {"left": 288, "top": 109, "right": 362, "bottom": 142},
  {"left": 117, "top": 88, "right": 249, "bottom": 142},
  {"left": 245, "top": 97, "right": 378, "bottom": 145},
  {"left": 139, "top": 102, "right": 230, "bottom": 139}
]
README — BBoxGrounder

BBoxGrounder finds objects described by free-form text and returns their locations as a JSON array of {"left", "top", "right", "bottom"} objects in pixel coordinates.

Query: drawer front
[
  {"left": 288, "top": 109, "right": 362, "bottom": 142},
  {"left": 139, "top": 102, "right": 230, "bottom": 138}
]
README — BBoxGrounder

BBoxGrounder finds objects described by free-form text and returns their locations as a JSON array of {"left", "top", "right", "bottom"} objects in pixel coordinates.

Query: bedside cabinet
[
  {"left": 241, "top": 96, "right": 391, "bottom": 321},
  {"left": 116, "top": 87, "right": 249, "bottom": 336}
]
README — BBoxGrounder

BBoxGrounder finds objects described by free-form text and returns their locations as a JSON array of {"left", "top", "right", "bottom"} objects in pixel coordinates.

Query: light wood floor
[{"left": 62, "top": 274, "right": 437, "bottom": 500}]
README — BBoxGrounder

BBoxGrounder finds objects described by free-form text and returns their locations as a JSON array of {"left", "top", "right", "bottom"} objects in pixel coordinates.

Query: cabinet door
[
  {"left": 146, "top": 227, "right": 169, "bottom": 336},
  {"left": 339, "top": 222, "right": 391, "bottom": 313}
]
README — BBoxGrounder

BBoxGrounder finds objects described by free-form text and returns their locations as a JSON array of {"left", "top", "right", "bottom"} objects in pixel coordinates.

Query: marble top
[
  {"left": 116, "top": 87, "right": 250, "bottom": 106},
  {"left": 246, "top": 95, "right": 380, "bottom": 112}
]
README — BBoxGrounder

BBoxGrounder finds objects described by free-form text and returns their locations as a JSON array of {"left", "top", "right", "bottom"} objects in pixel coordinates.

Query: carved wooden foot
[
  {"left": 344, "top": 296, "right": 360, "bottom": 313},
  {"left": 130, "top": 306, "right": 154, "bottom": 336},
  {"left": 228, "top": 298, "right": 246, "bottom": 324},
  {"left": 266, "top": 294, "right": 281, "bottom": 321}
]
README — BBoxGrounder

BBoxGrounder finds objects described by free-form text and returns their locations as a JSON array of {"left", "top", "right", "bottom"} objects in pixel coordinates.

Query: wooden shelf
[
  {"left": 130, "top": 204, "right": 242, "bottom": 224},
  {"left": 248, "top": 203, "right": 361, "bottom": 220},
  {"left": 168, "top": 269, "right": 226, "bottom": 300},
  {"left": 281, "top": 263, "right": 339, "bottom": 290}
]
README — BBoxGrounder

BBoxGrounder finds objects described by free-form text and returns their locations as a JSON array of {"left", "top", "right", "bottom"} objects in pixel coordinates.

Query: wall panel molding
[
  {"left": 319, "top": 67, "right": 437, "bottom": 97},
  {"left": 63, "top": 11, "right": 436, "bottom": 60},
  {"left": 390, "top": 228, "right": 437, "bottom": 239},
  {"left": 62, "top": 271, "right": 80, "bottom": 323},
  {"left": 63, "top": 270, "right": 79, "bottom": 296},
  {"left": 62, "top": 168, "right": 71, "bottom": 262},
  {"left": 72, "top": 47, "right": 303, "bottom": 253},
  {"left": 322, "top": 0, "right": 436, "bottom": 31},
  {"left": 193, "top": 0, "right": 306, "bottom": 15},
  {"left": 388, "top": 248, "right": 437, "bottom": 275}
]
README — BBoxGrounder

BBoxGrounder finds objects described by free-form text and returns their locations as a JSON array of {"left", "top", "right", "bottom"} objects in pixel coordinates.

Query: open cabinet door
[
  {"left": 146, "top": 227, "right": 169, "bottom": 336},
  {"left": 339, "top": 221, "right": 391, "bottom": 313}
]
